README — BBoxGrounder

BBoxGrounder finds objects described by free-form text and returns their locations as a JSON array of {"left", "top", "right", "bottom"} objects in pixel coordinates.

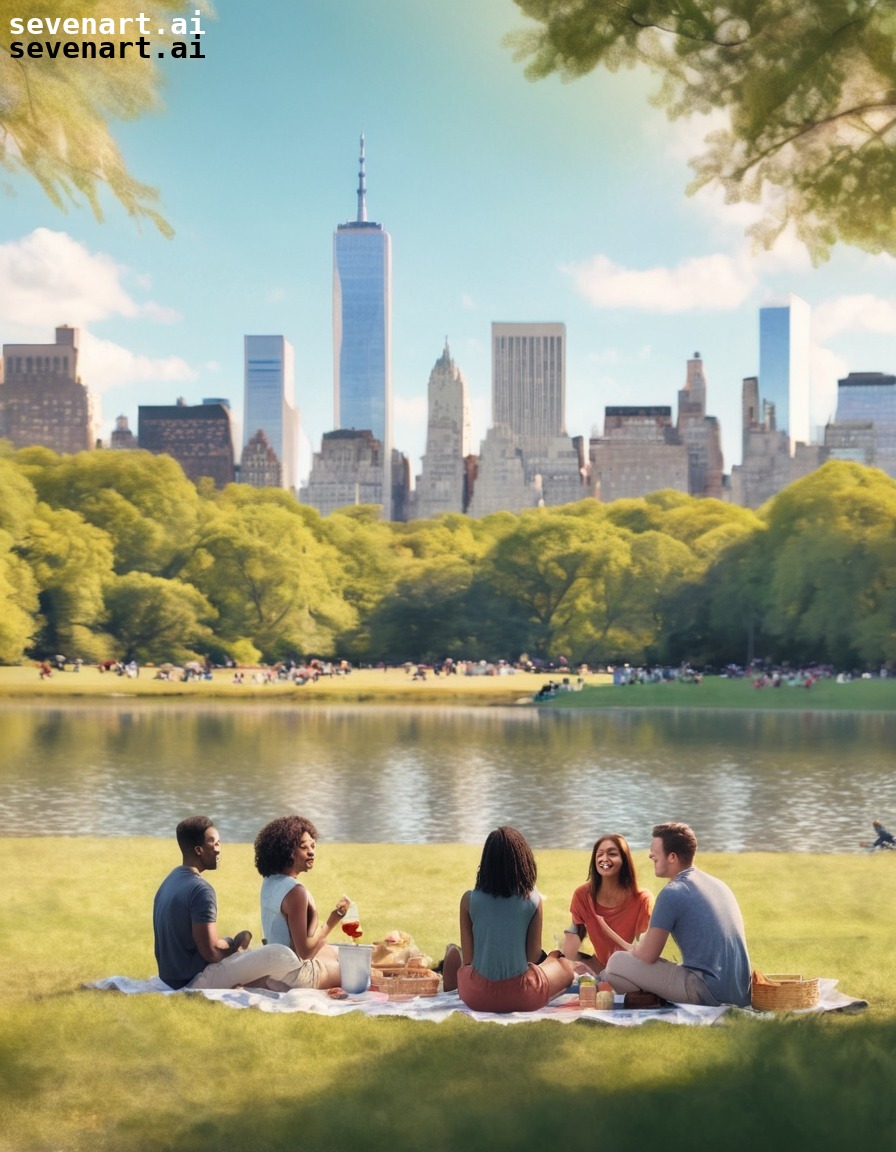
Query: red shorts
[{"left": 457, "top": 962, "right": 550, "bottom": 1013}]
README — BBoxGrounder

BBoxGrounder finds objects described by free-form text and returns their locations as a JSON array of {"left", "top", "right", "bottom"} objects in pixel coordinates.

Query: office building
[
  {"left": 110, "top": 415, "right": 137, "bottom": 449},
  {"left": 414, "top": 340, "right": 472, "bottom": 519},
  {"left": 759, "top": 295, "right": 811, "bottom": 451},
  {"left": 138, "top": 399, "right": 235, "bottom": 488},
  {"left": 333, "top": 136, "right": 392, "bottom": 508},
  {"left": 300, "top": 429, "right": 386, "bottom": 515},
  {"left": 676, "top": 352, "right": 724, "bottom": 499},
  {"left": 469, "top": 321, "right": 582, "bottom": 513},
  {"left": 240, "top": 429, "right": 282, "bottom": 488},
  {"left": 590, "top": 407, "right": 689, "bottom": 501},
  {"left": 729, "top": 375, "right": 822, "bottom": 509},
  {"left": 824, "top": 371, "right": 896, "bottom": 477},
  {"left": 1, "top": 325, "right": 97, "bottom": 453},
  {"left": 492, "top": 322, "right": 565, "bottom": 443},
  {"left": 242, "top": 335, "right": 299, "bottom": 491}
]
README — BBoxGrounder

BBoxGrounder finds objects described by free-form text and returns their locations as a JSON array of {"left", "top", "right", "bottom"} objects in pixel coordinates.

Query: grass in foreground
[{"left": 1, "top": 838, "right": 894, "bottom": 1151}]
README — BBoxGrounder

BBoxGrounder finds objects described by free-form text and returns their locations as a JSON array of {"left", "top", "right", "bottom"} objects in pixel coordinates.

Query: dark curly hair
[
  {"left": 254, "top": 815, "right": 319, "bottom": 877},
  {"left": 474, "top": 826, "right": 537, "bottom": 899}
]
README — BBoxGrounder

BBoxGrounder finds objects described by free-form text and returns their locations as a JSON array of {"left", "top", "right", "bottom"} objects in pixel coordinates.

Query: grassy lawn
[
  {"left": 546, "top": 674, "right": 896, "bottom": 712},
  {"left": 0, "top": 664, "right": 593, "bottom": 706},
  {"left": 2, "top": 664, "right": 894, "bottom": 713},
  {"left": 1, "top": 838, "right": 894, "bottom": 1151}
]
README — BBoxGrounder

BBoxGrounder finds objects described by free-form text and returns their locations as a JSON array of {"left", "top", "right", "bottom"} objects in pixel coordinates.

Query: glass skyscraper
[
  {"left": 758, "top": 295, "right": 811, "bottom": 450},
  {"left": 333, "top": 136, "right": 392, "bottom": 461},
  {"left": 242, "top": 334, "right": 299, "bottom": 490}
]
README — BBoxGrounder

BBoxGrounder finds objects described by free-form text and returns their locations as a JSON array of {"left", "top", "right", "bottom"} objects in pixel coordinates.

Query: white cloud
[
  {"left": 460, "top": 292, "right": 475, "bottom": 310},
  {"left": 79, "top": 331, "right": 196, "bottom": 397},
  {"left": 0, "top": 228, "right": 137, "bottom": 328},
  {"left": 0, "top": 228, "right": 183, "bottom": 333},
  {"left": 814, "top": 294, "right": 896, "bottom": 341},
  {"left": 563, "top": 252, "right": 756, "bottom": 312},
  {"left": 0, "top": 229, "right": 195, "bottom": 398}
]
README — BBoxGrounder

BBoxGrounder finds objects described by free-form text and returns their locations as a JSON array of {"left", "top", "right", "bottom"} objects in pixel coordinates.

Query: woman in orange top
[{"left": 569, "top": 834, "right": 652, "bottom": 975}]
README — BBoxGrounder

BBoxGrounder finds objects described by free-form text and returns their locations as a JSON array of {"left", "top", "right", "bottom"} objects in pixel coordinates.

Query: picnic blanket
[{"left": 87, "top": 975, "right": 866, "bottom": 1026}]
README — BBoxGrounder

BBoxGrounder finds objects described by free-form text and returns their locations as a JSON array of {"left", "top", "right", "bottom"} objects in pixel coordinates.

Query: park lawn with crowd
[
  {"left": 1, "top": 664, "right": 896, "bottom": 712},
  {"left": 1, "top": 837, "right": 894, "bottom": 1152}
]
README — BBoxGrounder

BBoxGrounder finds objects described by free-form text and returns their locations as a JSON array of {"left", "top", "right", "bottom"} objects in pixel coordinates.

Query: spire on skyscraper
[{"left": 357, "top": 133, "right": 367, "bottom": 223}]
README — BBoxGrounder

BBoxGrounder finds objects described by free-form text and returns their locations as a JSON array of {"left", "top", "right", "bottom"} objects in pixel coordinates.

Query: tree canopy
[
  {"left": 0, "top": 0, "right": 213, "bottom": 233},
  {"left": 0, "top": 448, "right": 894, "bottom": 668},
  {"left": 510, "top": 0, "right": 896, "bottom": 260}
]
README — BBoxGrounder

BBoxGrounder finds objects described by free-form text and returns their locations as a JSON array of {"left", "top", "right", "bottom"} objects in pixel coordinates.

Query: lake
[{"left": 1, "top": 701, "right": 893, "bottom": 852}]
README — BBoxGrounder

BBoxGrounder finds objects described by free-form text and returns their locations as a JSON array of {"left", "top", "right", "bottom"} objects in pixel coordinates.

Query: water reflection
[{"left": 1, "top": 702, "right": 893, "bottom": 852}]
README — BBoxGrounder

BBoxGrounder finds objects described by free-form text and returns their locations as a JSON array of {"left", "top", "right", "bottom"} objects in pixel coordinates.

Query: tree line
[{"left": 1, "top": 444, "right": 894, "bottom": 670}]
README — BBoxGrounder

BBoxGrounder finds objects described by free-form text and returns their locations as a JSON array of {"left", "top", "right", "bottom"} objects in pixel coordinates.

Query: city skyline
[{"left": 2, "top": 1, "right": 896, "bottom": 484}]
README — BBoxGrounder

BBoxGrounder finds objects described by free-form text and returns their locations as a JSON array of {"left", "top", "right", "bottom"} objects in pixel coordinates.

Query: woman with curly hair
[
  {"left": 568, "top": 833, "right": 652, "bottom": 974},
  {"left": 254, "top": 815, "right": 351, "bottom": 989},
  {"left": 442, "top": 826, "right": 574, "bottom": 1012}
]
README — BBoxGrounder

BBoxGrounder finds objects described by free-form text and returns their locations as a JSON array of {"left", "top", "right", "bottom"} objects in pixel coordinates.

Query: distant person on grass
[
  {"left": 601, "top": 822, "right": 751, "bottom": 1008},
  {"left": 153, "top": 815, "right": 310, "bottom": 991},
  {"left": 442, "top": 825, "right": 574, "bottom": 1012},
  {"left": 254, "top": 815, "right": 351, "bottom": 989}
]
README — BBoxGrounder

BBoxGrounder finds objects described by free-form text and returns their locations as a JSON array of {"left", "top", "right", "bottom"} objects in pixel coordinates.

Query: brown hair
[
  {"left": 475, "top": 826, "right": 537, "bottom": 899},
  {"left": 587, "top": 833, "right": 639, "bottom": 904},
  {"left": 652, "top": 822, "right": 698, "bottom": 866}
]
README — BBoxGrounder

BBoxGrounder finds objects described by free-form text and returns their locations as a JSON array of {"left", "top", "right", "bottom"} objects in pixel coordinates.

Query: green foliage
[
  {"left": 1, "top": 451, "right": 895, "bottom": 668},
  {"left": 20, "top": 504, "right": 115, "bottom": 659},
  {"left": 0, "top": 0, "right": 215, "bottom": 233},
  {"left": 104, "top": 570, "right": 216, "bottom": 663},
  {"left": 184, "top": 487, "right": 355, "bottom": 661},
  {"left": 510, "top": 0, "right": 896, "bottom": 260}
]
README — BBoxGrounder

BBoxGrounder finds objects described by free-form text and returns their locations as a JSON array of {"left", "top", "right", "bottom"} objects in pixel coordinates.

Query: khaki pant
[
  {"left": 603, "top": 952, "right": 719, "bottom": 1006},
  {"left": 188, "top": 943, "right": 321, "bottom": 991}
]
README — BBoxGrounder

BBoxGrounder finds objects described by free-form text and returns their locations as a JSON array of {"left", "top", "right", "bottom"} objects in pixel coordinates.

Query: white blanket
[{"left": 87, "top": 976, "right": 865, "bottom": 1026}]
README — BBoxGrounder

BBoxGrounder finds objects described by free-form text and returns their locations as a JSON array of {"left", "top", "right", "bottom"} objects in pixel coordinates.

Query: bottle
[{"left": 578, "top": 975, "right": 597, "bottom": 1007}]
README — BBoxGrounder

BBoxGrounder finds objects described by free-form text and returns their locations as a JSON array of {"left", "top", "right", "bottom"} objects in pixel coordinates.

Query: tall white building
[
  {"left": 491, "top": 322, "right": 565, "bottom": 443},
  {"left": 758, "top": 295, "right": 811, "bottom": 451},
  {"left": 242, "top": 335, "right": 299, "bottom": 491},
  {"left": 414, "top": 340, "right": 471, "bottom": 519}
]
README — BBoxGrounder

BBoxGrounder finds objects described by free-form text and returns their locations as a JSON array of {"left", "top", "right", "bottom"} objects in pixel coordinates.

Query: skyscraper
[
  {"left": 491, "top": 322, "right": 565, "bottom": 443},
  {"left": 1, "top": 325, "right": 97, "bottom": 453},
  {"left": 759, "top": 295, "right": 811, "bottom": 451},
  {"left": 333, "top": 136, "right": 392, "bottom": 460},
  {"left": 242, "top": 335, "right": 299, "bottom": 490},
  {"left": 415, "top": 340, "right": 472, "bottom": 519}
]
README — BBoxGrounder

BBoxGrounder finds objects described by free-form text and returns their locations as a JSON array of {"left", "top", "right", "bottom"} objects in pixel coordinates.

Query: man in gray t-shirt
[{"left": 602, "top": 822, "right": 751, "bottom": 1007}]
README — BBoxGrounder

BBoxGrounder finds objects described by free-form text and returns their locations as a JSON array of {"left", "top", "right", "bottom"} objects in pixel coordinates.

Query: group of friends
[{"left": 152, "top": 816, "right": 751, "bottom": 1012}]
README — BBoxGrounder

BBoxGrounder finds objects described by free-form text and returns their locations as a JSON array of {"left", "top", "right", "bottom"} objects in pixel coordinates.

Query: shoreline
[{"left": 1, "top": 665, "right": 893, "bottom": 713}]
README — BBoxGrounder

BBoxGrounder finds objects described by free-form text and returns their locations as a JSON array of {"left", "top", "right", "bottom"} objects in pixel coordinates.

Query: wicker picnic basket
[
  {"left": 370, "top": 966, "right": 441, "bottom": 999},
  {"left": 751, "top": 971, "right": 820, "bottom": 1011}
]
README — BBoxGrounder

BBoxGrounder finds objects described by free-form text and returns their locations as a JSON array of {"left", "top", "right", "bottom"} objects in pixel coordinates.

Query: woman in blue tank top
[{"left": 443, "top": 826, "right": 574, "bottom": 1012}]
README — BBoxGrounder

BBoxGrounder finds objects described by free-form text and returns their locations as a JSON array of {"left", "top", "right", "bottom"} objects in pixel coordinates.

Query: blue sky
[{"left": 3, "top": 0, "right": 896, "bottom": 481}]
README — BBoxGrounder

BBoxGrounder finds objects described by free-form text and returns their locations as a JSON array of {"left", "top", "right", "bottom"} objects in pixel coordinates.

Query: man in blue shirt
[{"left": 602, "top": 822, "right": 751, "bottom": 1008}]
